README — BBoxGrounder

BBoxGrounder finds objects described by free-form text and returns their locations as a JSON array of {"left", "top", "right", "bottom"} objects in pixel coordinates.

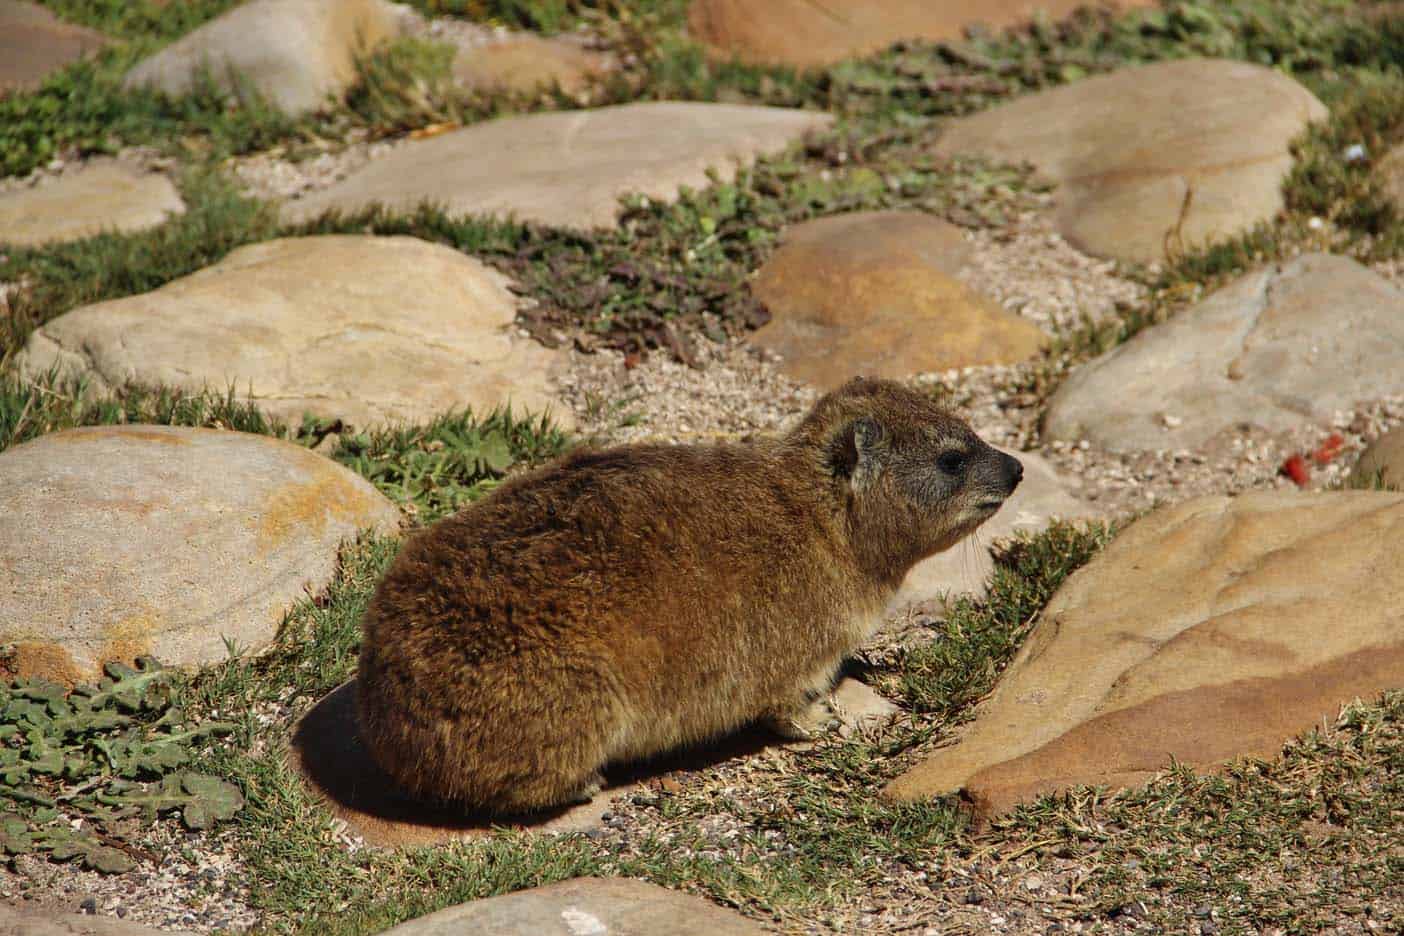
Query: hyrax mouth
[{"left": 973, "top": 451, "right": 1024, "bottom": 512}]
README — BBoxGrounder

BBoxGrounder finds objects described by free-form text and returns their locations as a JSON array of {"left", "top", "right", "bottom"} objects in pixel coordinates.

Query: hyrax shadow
[{"left": 357, "top": 377, "right": 1023, "bottom": 814}]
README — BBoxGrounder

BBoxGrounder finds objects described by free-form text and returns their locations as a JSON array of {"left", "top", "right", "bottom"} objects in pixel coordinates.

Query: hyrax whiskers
[{"left": 357, "top": 377, "right": 1023, "bottom": 814}]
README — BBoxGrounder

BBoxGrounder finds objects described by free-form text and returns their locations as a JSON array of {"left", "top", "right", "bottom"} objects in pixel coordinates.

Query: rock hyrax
[{"left": 357, "top": 377, "right": 1023, "bottom": 814}]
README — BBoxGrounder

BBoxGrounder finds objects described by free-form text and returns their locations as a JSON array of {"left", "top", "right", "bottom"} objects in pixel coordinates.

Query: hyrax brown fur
[{"left": 357, "top": 377, "right": 1023, "bottom": 814}]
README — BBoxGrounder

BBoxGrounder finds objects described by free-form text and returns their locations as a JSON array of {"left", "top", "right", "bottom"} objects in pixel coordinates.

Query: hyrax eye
[{"left": 937, "top": 450, "right": 967, "bottom": 474}]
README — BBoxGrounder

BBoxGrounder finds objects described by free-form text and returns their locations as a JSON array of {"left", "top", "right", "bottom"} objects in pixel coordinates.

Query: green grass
[
  {"left": 0, "top": 374, "right": 288, "bottom": 455},
  {"left": 888, "top": 522, "right": 1115, "bottom": 718},
  {"left": 36, "top": 0, "right": 241, "bottom": 40},
  {"left": 997, "top": 691, "right": 1403, "bottom": 931},
  {"left": 331, "top": 408, "right": 572, "bottom": 523}
]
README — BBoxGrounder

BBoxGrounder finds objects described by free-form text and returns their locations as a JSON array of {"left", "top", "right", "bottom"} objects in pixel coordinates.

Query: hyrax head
[{"left": 793, "top": 377, "right": 1023, "bottom": 573}]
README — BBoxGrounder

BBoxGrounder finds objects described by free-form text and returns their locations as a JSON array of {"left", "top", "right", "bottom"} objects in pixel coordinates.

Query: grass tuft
[{"left": 331, "top": 408, "right": 573, "bottom": 522}]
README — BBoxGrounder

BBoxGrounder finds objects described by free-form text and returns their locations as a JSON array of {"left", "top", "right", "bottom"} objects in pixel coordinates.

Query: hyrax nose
[{"left": 1000, "top": 452, "right": 1024, "bottom": 493}]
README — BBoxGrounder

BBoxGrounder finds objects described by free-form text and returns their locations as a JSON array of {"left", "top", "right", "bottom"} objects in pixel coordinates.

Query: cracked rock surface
[
  {"left": 885, "top": 489, "right": 1404, "bottom": 814},
  {"left": 1042, "top": 252, "right": 1404, "bottom": 452},
  {"left": 14, "top": 235, "right": 573, "bottom": 430}
]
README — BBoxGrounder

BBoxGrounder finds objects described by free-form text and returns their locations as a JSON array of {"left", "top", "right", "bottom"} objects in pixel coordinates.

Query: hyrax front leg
[{"left": 761, "top": 665, "right": 843, "bottom": 741}]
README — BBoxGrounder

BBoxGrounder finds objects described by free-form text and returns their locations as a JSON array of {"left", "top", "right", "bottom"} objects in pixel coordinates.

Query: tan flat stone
[
  {"left": 0, "top": 0, "right": 107, "bottom": 92},
  {"left": 933, "top": 58, "right": 1327, "bottom": 263},
  {"left": 380, "top": 878, "right": 769, "bottom": 935},
  {"left": 291, "top": 677, "right": 890, "bottom": 846},
  {"left": 281, "top": 102, "right": 833, "bottom": 230},
  {"left": 0, "top": 426, "right": 400, "bottom": 684},
  {"left": 1043, "top": 253, "right": 1404, "bottom": 452},
  {"left": 15, "top": 235, "right": 572, "bottom": 431},
  {"left": 687, "top": 0, "right": 1152, "bottom": 69},
  {"left": 0, "top": 901, "right": 195, "bottom": 936},
  {"left": 452, "top": 35, "right": 610, "bottom": 96},
  {"left": 122, "top": 0, "right": 413, "bottom": 115},
  {"left": 0, "top": 161, "right": 185, "bottom": 247},
  {"left": 751, "top": 210, "right": 1045, "bottom": 388},
  {"left": 884, "top": 490, "right": 1404, "bottom": 815}
]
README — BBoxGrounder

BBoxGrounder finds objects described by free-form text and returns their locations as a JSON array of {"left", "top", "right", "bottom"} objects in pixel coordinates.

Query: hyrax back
[{"left": 357, "top": 377, "right": 1023, "bottom": 814}]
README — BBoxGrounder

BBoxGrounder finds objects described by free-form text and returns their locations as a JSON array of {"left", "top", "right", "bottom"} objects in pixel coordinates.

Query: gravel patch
[
  {"left": 0, "top": 826, "right": 256, "bottom": 933},
  {"left": 228, "top": 131, "right": 394, "bottom": 203},
  {"left": 957, "top": 206, "right": 1148, "bottom": 335},
  {"left": 558, "top": 335, "right": 817, "bottom": 445}
]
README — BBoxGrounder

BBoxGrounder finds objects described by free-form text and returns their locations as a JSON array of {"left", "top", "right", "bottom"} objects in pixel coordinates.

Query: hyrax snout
[{"left": 357, "top": 377, "right": 1021, "bottom": 814}]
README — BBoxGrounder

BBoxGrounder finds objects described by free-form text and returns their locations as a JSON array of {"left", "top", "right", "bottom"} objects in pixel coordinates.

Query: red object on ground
[
  {"left": 1281, "top": 454, "right": 1311, "bottom": 487},
  {"left": 1312, "top": 432, "right": 1345, "bottom": 465}
]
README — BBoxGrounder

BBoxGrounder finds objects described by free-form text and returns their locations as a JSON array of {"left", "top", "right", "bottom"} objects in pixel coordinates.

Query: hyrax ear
[{"left": 832, "top": 416, "right": 886, "bottom": 488}]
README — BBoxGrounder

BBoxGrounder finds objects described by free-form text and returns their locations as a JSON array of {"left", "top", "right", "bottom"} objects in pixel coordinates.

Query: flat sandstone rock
[
  {"left": 1043, "top": 253, "right": 1404, "bottom": 452},
  {"left": 933, "top": 58, "right": 1327, "bottom": 263},
  {"left": 291, "top": 677, "right": 895, "bottom": 846},
  {"left": 0, "top": 0, "right": 107, "bottom": 92},
  {"left": 15, "top": 235, "right": 571, "bottom": 431},
  {"left": 751, "top": 211, "right": 1045, "bottom": 388},
  {"left": 281, "top": 102, "right": 833, "bottom": 230},
  {"left": 0, "top": 161, "right": 185, "bottom": 247},
  {"left": 884, "top": 490, "right": 1404, "bottom": 815},
  {"left": 0, "top": 426, "right": 400, "bottom": 684},
  {"left": 686, "top": 0, "right": 1151, "bottom": 69},
  {"left": 380, "top": 878, "right": 768, "bottom": 935},
  {"left": 122, "top": 0, "right": 412, "bottom": 115},
  {"left": 890, "top": 451, "right": 1096, "bottom": 611},
  {"left": 451, "top": 35, "right": 610, "bottom": 96}
]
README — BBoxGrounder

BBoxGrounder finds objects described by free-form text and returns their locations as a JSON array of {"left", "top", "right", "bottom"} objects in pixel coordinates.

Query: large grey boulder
[
  {"left": 933, "top": 59, "right": 1327, "bottom": 264},
  {"left": 885, "top": 490, "right": 1404, "bottom": 814},
  {"left": 122, "top": 0, "right": 414, "bottom": 115},
  {"left": 1043, "top": 253, "right": 1404, "bottom": 452},
  {"left": 16, "top": 235, "right": 572, "bottom": 431},
  {"left": 281, "top": 101, "right": 833, "bottom": 229},
  {"left": 0, "top": 426, "right": 400, "bottom": 683}
]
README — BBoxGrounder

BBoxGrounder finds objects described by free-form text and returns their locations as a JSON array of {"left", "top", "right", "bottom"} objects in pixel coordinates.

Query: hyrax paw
[
  {"left": 765, "top": 715, "right": 816, "bottom": 741},
  {"left": 764, "top": 698, "right": 838, "bottom": 741}
]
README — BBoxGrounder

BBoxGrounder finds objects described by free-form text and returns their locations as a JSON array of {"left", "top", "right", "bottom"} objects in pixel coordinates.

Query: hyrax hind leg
[
  {"left": 482, "top": 761, "right": 607, "bottom": 815},
  {"left": 761, "top": 664, "right": 843, "bottom": 741}
]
